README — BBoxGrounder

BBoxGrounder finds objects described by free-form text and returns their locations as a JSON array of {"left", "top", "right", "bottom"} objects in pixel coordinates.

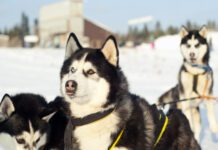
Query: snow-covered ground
[{"left": 0, "top": 35, "right": 218, "bottom": 149}]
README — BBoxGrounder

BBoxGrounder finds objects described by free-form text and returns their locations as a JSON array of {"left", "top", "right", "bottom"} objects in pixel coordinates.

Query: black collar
[
  {"left": 64, "top": 107, "right": 115, "bottom": 149},
  {"left": 71, "top": 107, "right": 115, "bottom": 126}
]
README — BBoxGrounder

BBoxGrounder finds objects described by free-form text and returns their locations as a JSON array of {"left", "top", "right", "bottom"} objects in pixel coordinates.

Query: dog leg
[
  {"left": 182, "top": 102, "right": 201, "bottom": 142},
  {"left": 206, "top": 101, "right": 218, "bottom": 133},
  {"left": 191, "top": 107, "right": 201, "bottom": 142}
]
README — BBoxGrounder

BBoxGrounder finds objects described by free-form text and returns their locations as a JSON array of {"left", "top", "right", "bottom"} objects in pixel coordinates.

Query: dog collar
[
  {"left": 71, "top": 107, "right": 115, "bottom": 126},
  {"left": 183, "top": 63, "right": 208, "bottom": 75},
  {"left": 64, "top": 107, "right": 116, "bottom": 150}
]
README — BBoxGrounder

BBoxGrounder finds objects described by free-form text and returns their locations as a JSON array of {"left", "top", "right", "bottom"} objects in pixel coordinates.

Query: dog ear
[
  {"left": 65, "top": 33, "right": 82, "bottom": 60},
  {"left": 179, "top": 26, "right": 189, "bottom": 38},
  {"left": 101, "top": 35, "right": 119, "bottom": 66},
  {"left": 40, "top": 110, "right": 56, "bottom": 122},
  {"left": 0, "top": 94, "right": 15, "bottom": 121},
  {"left": 199, "top": 26, "right": 207, "bottom": 38}
]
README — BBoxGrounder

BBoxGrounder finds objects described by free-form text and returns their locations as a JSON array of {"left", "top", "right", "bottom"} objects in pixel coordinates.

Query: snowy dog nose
[
  {"left": 190, "top": 52, "right": 195, "bottom": 58},
  {"left": 65, "top": 80, "right": 77, "bottom": 96}
]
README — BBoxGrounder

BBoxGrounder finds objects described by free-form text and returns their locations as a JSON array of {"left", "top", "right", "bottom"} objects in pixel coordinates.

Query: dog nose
[
  {"left": 65, "top": 80, "right": 77, "bottom": 96},
  {"left": 65, "top": 80, "right": 77, "bottom": 89},
  {"left": 190, "top": 53, "right": 195, "bottom": 57}
]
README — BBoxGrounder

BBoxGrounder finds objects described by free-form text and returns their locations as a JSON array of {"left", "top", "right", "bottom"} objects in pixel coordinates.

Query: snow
[{"left": 0, "top": 34, "right": 218, "bottom": 149}]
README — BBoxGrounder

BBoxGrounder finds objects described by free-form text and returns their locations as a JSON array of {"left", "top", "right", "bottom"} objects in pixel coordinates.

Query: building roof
[{"left": 85, "top": 18, "right": 113, "bottom": 33}]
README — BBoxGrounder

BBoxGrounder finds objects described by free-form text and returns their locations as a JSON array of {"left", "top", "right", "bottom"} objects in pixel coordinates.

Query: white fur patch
[{"left": 74, "top": 112, "right": 120, "bottom": 150}]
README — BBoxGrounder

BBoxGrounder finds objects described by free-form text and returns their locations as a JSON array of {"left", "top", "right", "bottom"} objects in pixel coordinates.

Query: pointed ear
[
  {"left": 0, "top": 94, "right": 15, "bottom": 120},
  {"left": 179, "top": 26, "right": 188, "bottom": 38},
  {"left": 41, "top": 111, "right": 56, "bottom": 122},
  {"left": 199, "top": 25, "right": 207, "bottom": 38},
  {"left": 65, "top": 33, "right": 82, "bottom": 60},
  {"left": 101, "top": 36, "right": 119, "bottom": 66}
]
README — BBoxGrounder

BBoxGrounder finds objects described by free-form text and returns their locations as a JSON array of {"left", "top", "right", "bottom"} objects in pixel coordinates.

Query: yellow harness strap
[
  {"left": 154, "top": 116, "right": 169, "bottom": 147},
  {"left": 109, "top": 128, "right": 125, "bottom": 150},
  {"left": 109, "top": 113, "right": 168, "bottom": 149}
]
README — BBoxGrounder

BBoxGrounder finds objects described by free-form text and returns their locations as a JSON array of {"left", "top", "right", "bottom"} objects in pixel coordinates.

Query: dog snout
[
  {"left": 190, "top": 52, "right": 195, "bottom": 58},
  {"left": 65, "top": 80, "right": 77, "bottom": 96}
]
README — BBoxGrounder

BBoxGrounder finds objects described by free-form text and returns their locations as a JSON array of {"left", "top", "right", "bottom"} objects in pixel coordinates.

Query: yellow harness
[
  {"left": 109, "top": 128, "right": 125, "bottom": 150},
  {"left": 109, "top": 113, "right": 169, "bottom": 150},
  {"left": 154, "top": 115, "right": 169, "bottom": 147}
]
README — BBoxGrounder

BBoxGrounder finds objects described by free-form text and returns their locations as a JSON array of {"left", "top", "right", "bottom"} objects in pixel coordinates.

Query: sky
[{"left": 0, "top": 0, "right": 218, "bottom": 33}]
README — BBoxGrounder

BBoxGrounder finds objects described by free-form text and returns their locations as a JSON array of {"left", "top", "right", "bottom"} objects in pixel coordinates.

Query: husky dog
[
  {"left": 0, "top": 94, "right": 67, "bottom": 150},
  {"left": 158, "top": 26, "right": 218, "bottom": 141},
  {"left": 60, "top": 33, "right": 200, "bottom": 150}
]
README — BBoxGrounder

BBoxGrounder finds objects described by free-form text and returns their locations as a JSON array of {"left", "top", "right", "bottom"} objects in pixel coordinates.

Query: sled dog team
[{"left": 0, "top": 26, "right": 217, "bottom": 150}]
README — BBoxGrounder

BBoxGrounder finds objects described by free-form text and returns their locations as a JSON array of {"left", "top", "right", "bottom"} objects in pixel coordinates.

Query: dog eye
[
  {"left": 195, "top": 43, "right": 200, "bottom": 48},
  {"left": 186, "top": 44, "right": 191, "bottom": 48},
  {"left": 33, "top": 137, "right": 41, "bottom": 146},
  {"left": 36, "top": 137, "right": 40, "bottom": 143},
  {"left": 16, "top": 138, "right": 26, "bottom": 144},
  {"left": 86, "top": 69, "right": 95, "bottom": 75},
  {"left": 71, "top": 67, "right": 76, "bottom": 73}
]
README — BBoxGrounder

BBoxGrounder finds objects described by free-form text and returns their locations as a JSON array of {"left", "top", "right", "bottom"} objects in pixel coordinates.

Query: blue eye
[{"left": 71, "top": 67, "right": 76, "bottom": 73}]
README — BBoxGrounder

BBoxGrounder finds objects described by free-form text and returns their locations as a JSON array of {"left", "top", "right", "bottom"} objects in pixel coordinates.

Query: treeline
[
  {"left": 119, "top": 20, "right": 218, "bottom": 44},
  {"left": 0, "top": 12, "right": 38, "bottom": 47}
]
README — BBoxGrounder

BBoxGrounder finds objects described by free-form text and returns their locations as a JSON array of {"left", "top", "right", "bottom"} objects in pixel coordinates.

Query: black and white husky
[
  {"left": 158, "top": 26, "right": 218, "bottom": 141},
  {"left": 0, "top": 94, "right": 67, "bottom": 150},
  {"left": 60, "top": 33, "right": 200, "bottom": 150}
]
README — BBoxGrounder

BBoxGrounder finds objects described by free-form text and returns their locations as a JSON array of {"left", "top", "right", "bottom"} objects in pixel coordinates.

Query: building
[
  {"left": 39, "top": 0, "right": 113, "bottom": 48},
  {"left": 0, "top": 35, "right": 9, "bottom": 47}
]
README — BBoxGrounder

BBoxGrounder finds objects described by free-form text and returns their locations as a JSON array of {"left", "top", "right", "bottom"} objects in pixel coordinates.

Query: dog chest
[{"left": 73, "top": 113, "right": 120, "bottom": 150}]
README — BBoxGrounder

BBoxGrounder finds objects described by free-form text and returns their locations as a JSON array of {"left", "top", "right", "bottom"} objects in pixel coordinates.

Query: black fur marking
[
  {"left": 44, "top": 96, "right": 69, "bottom": 149},
  {"left": 193, "top": 75, "right": 200, "bottom": 96}
]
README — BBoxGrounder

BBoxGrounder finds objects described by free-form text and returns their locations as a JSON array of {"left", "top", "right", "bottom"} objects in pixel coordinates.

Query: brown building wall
[{"left": 84, "top": 19, "right": 114, "bottom": 48}]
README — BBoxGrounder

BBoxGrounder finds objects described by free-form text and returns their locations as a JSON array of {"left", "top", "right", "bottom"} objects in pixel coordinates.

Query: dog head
[
  {"left": 179, "top": 26, "right": 209, "bottom": 64},
  {"left": 0, "top": 94, "right": 55, "bottom": 150},
  {"left": 60, "top": 33, "right": 124, "bottom": 116}
]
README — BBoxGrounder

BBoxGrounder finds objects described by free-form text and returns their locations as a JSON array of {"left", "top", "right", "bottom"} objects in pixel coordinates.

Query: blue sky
[{"left": 0, "top": 0, "right": 217, "bottom": 33}]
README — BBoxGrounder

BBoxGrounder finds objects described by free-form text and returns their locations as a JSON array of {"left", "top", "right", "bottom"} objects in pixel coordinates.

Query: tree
[
  {"left": 207, "top": 20, "right": 217, "bottom": 30},
  {"left": 34, "top": 18, "right": 39, "bottom": 35},
  {"left": 8, "top": 25, "right": 22, "bottom": 38},
  {"left": 186, "top": 21, "right": 192, "bottom": 30},
  {"left": 153, "top": 21, "right": 165, "bottom": 39},
  {"left": 3, "top": 28, "right": 8, "bottom": 35},
  {"left": 21, "top": 12, "right": 30, "bottom": 35},
  {"left": 167, "top": 26, "right": 178, "bottom": 35},
  {"left": 141, "top": 24, "right": 150, "bottom": 41},
  {"left": 20, "top": 12, "right": 30, "bottom": 47}
]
